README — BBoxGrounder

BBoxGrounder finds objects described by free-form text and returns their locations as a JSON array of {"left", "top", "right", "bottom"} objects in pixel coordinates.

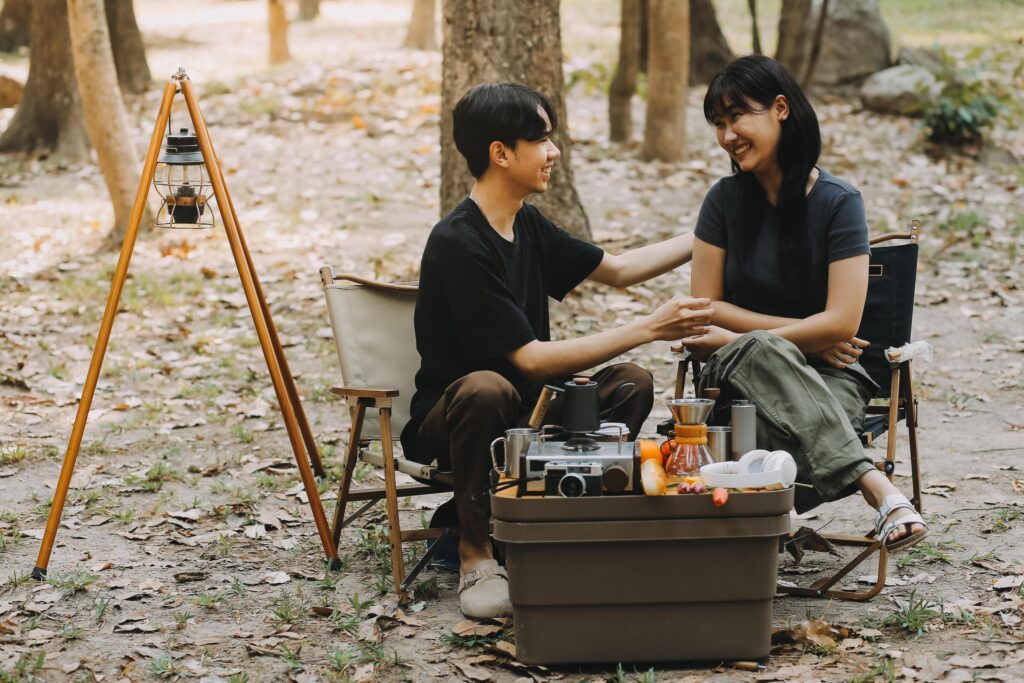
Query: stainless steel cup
[
  {"left": 490, "top": 428, "right": 540, "bottom": 479},
  {"left": 706, "top": 426, "right": 732, "bottom": 462}
]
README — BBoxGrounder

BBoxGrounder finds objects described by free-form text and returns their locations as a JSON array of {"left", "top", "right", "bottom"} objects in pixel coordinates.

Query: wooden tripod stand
[{"left": 32, "top": 70, "right": 341, "bottom": 579}]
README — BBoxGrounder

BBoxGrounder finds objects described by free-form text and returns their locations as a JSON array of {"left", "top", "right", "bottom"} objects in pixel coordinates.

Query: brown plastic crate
[{"left": 491, "top": 488, "right": 793, "bottom": 665}]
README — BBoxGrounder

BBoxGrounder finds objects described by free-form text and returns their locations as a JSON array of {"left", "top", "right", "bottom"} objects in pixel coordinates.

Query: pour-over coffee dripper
[
  {"left": 666, "top": 398, "right": 715, "bottom": 425},
  {"left": 664, "top": 398, "right": 715, "bottom": 477}
]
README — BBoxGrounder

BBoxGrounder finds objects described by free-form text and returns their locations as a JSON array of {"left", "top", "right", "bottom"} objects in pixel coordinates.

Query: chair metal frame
[
  {"left": 672, "top": 220, "right": 924, "bottom": 601},
  {"left": 320, "top": 268, "right": 456, "bottom": 601}
]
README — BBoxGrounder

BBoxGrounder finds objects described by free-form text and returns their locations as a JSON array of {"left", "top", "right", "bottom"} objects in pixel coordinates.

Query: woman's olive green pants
[{"left": 698, "top": 331, "right": 879, "bottom": 513}]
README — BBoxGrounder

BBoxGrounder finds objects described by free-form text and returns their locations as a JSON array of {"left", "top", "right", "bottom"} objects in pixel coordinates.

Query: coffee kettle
[{"left": 546, "top": 376, "right": 600, "bottom": 434}]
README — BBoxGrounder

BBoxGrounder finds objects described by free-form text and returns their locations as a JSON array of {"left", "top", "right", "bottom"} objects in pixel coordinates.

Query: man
[{"left": 400, "top": 82, "right": 711, "bottom": 619}]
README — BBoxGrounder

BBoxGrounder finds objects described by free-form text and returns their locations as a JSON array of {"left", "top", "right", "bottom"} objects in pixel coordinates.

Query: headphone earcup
[
  {"left": 738, "top": 449, "right": 771, "bottom": 473},
  {"left": 765, "top": 450, "right": 797, "bottom": 487}
]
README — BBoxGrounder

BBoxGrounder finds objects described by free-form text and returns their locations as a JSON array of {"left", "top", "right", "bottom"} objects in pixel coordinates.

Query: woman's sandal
[{"left": 874, "top": 493, "right": 928, "bottom": 552}]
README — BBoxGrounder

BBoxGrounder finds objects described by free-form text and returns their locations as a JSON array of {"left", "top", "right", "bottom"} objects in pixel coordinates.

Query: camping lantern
[{"left": 153, "top": 127, "right": 214, "bottom": 229}]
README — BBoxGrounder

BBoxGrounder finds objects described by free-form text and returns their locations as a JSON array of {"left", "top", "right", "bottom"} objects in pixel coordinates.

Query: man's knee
[
  {"left": 614, "top": 362, "right": 654, "bottom": 393},
  {"left": 445, "top": 371, "right": 520, "bottom": 416}
]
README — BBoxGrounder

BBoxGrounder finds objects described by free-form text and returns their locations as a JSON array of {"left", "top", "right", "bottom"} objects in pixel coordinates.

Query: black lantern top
[{"left": 158, "top": 128, "right": 205, "bottom": 165}]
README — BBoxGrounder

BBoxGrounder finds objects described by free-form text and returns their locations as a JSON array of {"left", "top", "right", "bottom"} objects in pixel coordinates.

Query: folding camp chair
[
  {"left": 669, "top": 220, "right": 925, "bottom": 601},
  {"left": 777, "top": 219, "right": 925, "bottom": 601},
  {"left": 320, "top": 268, "right": 456, "bottom": 599}
]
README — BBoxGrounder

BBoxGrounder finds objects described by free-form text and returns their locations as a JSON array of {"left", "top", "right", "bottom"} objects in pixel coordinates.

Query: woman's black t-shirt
[
  {"left": 400, "top": 198, "right": 603, "bottom": 460},
  {"left": 694, "top": 169, "right": 870, "bottom": 319}
]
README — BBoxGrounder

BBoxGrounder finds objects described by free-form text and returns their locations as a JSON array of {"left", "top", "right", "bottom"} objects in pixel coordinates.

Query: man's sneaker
[{"left": 458, "top": 559, "right": 512, "bottom": 619}]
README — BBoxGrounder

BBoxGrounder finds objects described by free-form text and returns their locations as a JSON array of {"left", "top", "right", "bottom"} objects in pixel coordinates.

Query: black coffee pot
[{"left": 546, "top": 376, "right": 600, "bottom": 435}]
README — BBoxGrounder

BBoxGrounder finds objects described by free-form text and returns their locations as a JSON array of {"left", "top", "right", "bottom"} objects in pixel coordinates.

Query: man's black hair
[{"left": 452, "top": 82, "right": 558, "bottom": 178}]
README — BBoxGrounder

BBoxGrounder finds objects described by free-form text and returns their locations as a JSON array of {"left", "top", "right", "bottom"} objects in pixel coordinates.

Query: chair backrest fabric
[
  {"left": 322, "top": 273, "right": 419, "bottom": 440},
  {"left": 855, "top": 241, "right": 918, "bottom": 396}
]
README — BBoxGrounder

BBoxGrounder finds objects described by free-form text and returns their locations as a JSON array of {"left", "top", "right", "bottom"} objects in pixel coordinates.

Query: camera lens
[{"left": 558, "top": 473, "right": 586, "bottom": 497}]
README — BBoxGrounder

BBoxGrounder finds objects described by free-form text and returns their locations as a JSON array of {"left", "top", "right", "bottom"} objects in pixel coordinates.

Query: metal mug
[
  {"left": 706, "top": 426, "right": 732, "bottom": 462},
  {"left": 490, "top": 428, "right": 540, "bottom": 479}
]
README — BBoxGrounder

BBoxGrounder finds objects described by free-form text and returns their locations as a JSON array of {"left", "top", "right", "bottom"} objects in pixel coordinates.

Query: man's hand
[
  {"left": 644, "top": 297, "right": 713, "bottom": 342},
  {"left": 679, "top": 325, "right": 739, "bottom": 361},
  {"left": 816, "top": 337, "right": 869, "bottom": 369}
]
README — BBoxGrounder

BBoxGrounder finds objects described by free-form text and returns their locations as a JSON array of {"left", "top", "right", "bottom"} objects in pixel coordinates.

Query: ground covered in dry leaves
[{"left": 1, "top": 1, "right": 1023, "bottom": 681}]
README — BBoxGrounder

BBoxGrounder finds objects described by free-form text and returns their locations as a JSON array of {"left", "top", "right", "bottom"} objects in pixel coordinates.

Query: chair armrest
[{"left": 331, "top": 387, "right": 400, "bottom": 398}]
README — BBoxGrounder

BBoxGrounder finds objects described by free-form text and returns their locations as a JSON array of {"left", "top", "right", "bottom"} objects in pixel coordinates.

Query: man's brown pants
[{"left": 413, "top": 364, "right": 654, "bottom": 551}]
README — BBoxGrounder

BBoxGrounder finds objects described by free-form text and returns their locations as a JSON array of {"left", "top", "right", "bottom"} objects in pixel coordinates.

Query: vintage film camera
[{"left": 521, "top": 440, "right": 639, "bottom": 497}]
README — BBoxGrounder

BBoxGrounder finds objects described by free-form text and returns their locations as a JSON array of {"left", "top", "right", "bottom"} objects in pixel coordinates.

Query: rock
[
  {"left": 0, "top": 75, "right": 23, "bottom": 109},
  {"left": 813, "top": 0, "right": 893, "bottom": 89},
  {"left": 898, "top": 46, "right": 947, "bottom": 75},
  {"left": 860, "top": 65, "right": 942, "bottom": 116}
]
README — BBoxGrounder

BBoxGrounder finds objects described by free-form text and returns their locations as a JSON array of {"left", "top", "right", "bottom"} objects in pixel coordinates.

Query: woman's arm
[
  {"left": 687, "top": 237, "right": 869, "bottom": 355},
  {"left": 767, "top": 254, "right": 869, "bottom": 353},
  {"left": 690, "top": 237, "right": 800, "bottom": 331}
]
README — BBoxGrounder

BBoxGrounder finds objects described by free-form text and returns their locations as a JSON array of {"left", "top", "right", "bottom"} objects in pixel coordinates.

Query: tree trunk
[
  {"left": 608, "top": 0, "right": 641, "bottom": 142},
  {"left": 268, "top": 0, "right": 290, "bottom": 64},
  {"left": 105, "top": 0, "right": 150, "bottom": 94},
  {"left": 297, "top": 0, "right": 320, "bottom": 21},
  {"left": 643, "top": 0, "right": 689, "bottom": 162},
  {"left": 0, "top": 0, "right": 30, "bottom": 52},
  {"left": 801, "top": 0, "right": 829, "bottom": 85},
  {"left": 775, "top": 0, "right": 813, "bottom": 79},
  {"left": 748, "top": 0, "right": 762, "bottom": 54},
  {"left": 441, "top": 0, "right": 591, "bottom": 239},
  {"left": 0, "top": 0, "right": 89, "bottom": 160},
  {"left": 403, "top": 0, "right": 436, "bottom": 50},
  {"left": 689, "top": 0, "right": 732, "bottom": 84},
  {"left": 68, "top": 0, "right": 149, "bottom": 248}
]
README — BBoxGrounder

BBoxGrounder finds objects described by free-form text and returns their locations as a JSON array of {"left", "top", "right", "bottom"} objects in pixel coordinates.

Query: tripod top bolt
[{"left": 173, "top": 67, "right": 190, "bottom": 81}]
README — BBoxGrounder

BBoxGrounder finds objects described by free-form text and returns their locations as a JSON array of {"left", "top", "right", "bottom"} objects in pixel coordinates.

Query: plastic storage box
[{"left": 490, "top": 488, "right": 793, "bottom": 665}]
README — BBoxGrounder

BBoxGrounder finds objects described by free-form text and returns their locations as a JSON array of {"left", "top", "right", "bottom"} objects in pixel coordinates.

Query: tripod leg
[
  {"left": 33, "top": 80, "right": 178, "bottom": 579},
  {"left": 215, "top": 175, "right": 325, "bottom": 477},
  {"left": 180, "top": 79, "right": 339, "bottom": 567}
]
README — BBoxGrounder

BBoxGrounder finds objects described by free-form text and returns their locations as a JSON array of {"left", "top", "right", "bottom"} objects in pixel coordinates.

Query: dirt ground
[{"left": 1, "top": 1, "right": 1023, "bottom": 681}]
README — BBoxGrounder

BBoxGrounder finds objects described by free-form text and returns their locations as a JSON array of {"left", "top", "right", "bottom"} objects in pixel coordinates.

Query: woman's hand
[
  {"left": 680, "top": 325, "right": 740, "bottom": 361},
  {"left": 644, "top": 297, "right": 713, "bottom": 342},
  {"left": 816, "top": 337, "right": 869, "bottom": 369}
]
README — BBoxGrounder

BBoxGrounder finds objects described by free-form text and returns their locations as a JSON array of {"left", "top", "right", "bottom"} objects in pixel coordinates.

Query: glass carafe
[{"left": 665, "top": 424, "right": 714, "bottom": 478}]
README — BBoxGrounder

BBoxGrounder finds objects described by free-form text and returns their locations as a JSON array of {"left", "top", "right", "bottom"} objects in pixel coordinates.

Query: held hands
[
  {"left": 680, "top": 325, "right": 739, "bottom": 360},
  {"left": 645, "top": 297, "right": 713, "bottom": 342},
  {"left": 816, "top": 337, "right": 869, "bottom": 369}
]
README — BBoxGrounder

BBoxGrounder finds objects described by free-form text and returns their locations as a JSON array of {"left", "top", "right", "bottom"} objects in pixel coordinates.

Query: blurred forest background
[{"left": 0, "top": 1, "right": 1023, "bottom": 682}]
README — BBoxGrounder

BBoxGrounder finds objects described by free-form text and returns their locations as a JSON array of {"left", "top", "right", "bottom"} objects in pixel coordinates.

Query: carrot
[
  {"left": 712, "top": 487, "right": 729, "bottom": 507},
  {"left": 641, "top": 459, "right": 668, "bottom": 496}
]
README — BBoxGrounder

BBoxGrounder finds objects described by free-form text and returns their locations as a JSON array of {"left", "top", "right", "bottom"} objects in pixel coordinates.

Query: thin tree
[
  {"left": 403, "top": 0, "right": 436, "bottom": 50},
  {"left": 0, "top": 0, "right": 89, "bottom": 160},
  {"left": 689, "top": 0, "right": 733, "bottom": 84},
  {"left": 268, "top": 0, "right": 290, "bottom": 64},
  {"left": 297, "top": 0, "right": 320, "bottom": 21},
  {"left": 609, "top": 0, "right": 641, "bottom": 142},
  {"left": 67, "top": 0, "right": 150, "bottom": 249},
  {"left": 801, "top": 0, "right": 830, "bottom": 86},
  {"left": 441, "top": 0, "right": 591, "bottom": 239},
  {"left": 748, "top": 0, "right": 762, "bottom": 54},
  {"left": 642, "top": 0, "right": 689, "bottom": 163},
  {"left": 775, "top": 0, "right": 813, "bottom": 78},
  {"left": 105, "top": 0, "right": 150, "bottom": 94},
  {"left": 0, "top": 0, "right": 30, "bottom": 52}
]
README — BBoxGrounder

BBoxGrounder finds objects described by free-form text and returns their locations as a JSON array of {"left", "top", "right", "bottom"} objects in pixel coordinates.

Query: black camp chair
[{"left": 669, "top": 220, "right": 924, "bottom": 601}]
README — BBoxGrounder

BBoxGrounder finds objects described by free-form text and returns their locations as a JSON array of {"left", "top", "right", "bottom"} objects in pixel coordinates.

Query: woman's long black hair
[{"left": 703, "top": 55, "right": 821, "bottom": 282}]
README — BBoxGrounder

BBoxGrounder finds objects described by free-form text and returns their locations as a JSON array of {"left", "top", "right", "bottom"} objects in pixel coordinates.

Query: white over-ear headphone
[{"left": 738, "top": 449, "right": 797, "bottom": 487}]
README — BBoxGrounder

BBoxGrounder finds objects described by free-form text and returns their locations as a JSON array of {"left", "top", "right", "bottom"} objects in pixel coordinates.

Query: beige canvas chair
[{"left": 320, "top": 267, "right": 455, "bottom": 599}]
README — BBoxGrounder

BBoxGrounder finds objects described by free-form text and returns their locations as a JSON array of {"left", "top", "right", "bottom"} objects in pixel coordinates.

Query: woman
[{"left": 683, "top": 55, "right": 926, "bottom": 550}]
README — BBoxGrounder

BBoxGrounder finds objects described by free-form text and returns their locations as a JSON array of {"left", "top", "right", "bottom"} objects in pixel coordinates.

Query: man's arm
[
  {"left": 587, "top": 232, "right": 694, "bottom": 289},
  {"left": 508, "top": 296, "right": 713, "bottom": 381}
]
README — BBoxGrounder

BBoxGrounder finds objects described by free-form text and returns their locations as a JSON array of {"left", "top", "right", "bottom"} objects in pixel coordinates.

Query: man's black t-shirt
[{"left": 400, "top": 198, "right": 604, "bottom": 462}]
